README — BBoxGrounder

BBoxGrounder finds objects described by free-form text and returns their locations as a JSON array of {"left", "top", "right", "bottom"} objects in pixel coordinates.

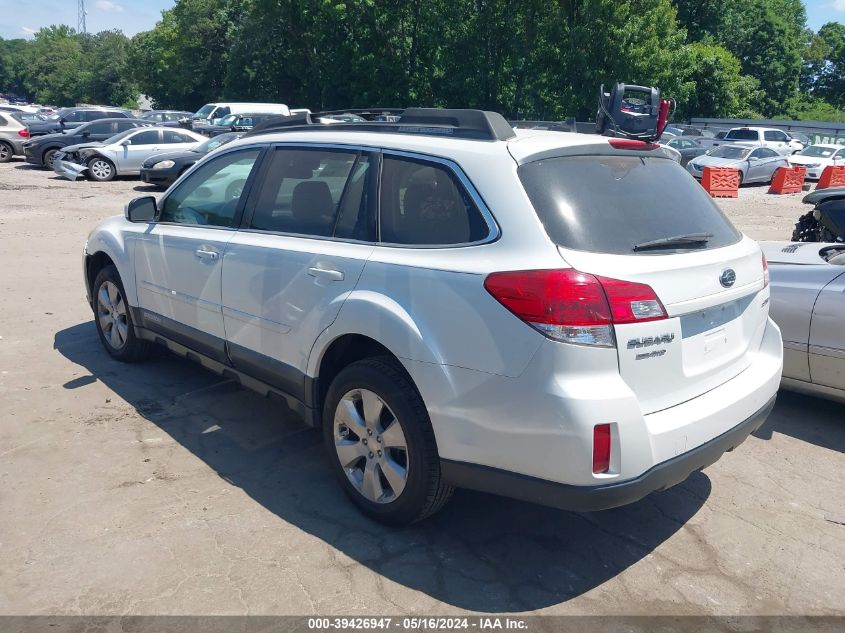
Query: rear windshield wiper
[{"left": 633, "top": 232, "right": 714, "bottom": 251}]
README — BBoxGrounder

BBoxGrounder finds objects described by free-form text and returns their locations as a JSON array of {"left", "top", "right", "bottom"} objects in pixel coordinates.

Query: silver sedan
[
  {"left": 762, "top": 241, "right": 845, "bottom": 402},
  {"left": 686, "top": 144, "right": 788, "bottom": 185},
  {"left": 54, "top": 127, "right": 206, "bottom": 181}
]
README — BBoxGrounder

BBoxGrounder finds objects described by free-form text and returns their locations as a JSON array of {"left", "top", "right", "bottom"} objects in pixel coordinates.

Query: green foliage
[
  {"left": 676, "top": 41, "right": 763, "bottom": 119},
  {"left": 0, "top": 27, "right": 137, "bottom": 107},
  {"left": 2, "top": 0, "right": 843, "bottom": 124}
]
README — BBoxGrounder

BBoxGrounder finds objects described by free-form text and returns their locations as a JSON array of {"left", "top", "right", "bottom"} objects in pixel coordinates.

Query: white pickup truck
[{"left": 722, "top": 127, "right": 804, "bottom": 155}]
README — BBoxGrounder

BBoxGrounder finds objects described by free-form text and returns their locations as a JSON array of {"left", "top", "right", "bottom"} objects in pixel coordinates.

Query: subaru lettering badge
[{"left": 719, "top": 268, "right": 736, "bottom": 288}]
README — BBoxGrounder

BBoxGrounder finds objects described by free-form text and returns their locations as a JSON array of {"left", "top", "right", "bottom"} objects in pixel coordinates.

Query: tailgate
[{"left": 560, "top": 238, "right": 769, "bottom": 414}]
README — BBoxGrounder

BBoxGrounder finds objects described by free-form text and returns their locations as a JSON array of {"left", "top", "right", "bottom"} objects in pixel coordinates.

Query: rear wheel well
[
  {"left": 86, "top": 252, "right": 116, "bottom": 301},
  {"left": 315, "top": 335, "right": 406, "bottom": 413}
]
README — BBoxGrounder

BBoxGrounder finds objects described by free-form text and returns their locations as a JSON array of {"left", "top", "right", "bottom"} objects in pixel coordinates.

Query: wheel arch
[
  {"left": 310, "top": 333, "right": 412, "bottom": 416},
  {"left": 84, "top": 221, "right": 137, "bottom": 307}
]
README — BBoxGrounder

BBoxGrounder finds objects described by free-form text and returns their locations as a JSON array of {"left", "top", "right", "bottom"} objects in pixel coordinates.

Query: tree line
[{"left": 1, "top": 0, "right": 843, "bottom": 122}]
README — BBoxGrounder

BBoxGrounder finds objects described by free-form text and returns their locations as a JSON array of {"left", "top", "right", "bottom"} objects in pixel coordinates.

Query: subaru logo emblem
[{"left": 719, "top": 268, "right": 736, "bottom": 288}]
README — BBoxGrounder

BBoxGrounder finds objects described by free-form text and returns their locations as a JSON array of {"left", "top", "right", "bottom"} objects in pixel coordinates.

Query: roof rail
[{"left": 244, "top": 108, "right": 516, "bottom": 141}]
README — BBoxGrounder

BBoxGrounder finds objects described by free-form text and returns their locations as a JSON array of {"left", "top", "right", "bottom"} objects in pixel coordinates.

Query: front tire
[
  {"left": 323, "top": 357, "right": 453, "bottom": 525},
  {"left": 88, "top": 156, "right": 115, "bottom": 182},
  {"left": 93, "top": 265, "right": 152, "bottom": 362},
  {"left": 43, "top": 148, "right": 58, "bottom": 170}
]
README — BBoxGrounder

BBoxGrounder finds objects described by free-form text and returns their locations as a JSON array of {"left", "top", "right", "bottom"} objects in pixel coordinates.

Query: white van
[{"left": 190, "top": 102, "right": 290, "bottom": 128}]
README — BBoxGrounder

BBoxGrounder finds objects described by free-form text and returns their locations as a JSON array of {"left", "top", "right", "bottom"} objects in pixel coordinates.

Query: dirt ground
[{"left": 0, "top": 159, "right": 843, "bottom": 617}]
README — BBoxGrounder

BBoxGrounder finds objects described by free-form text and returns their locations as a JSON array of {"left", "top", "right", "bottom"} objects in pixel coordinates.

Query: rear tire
[
  {"left": 88, "top": 156, "right": 115, "bottom": 182},
  {"left": 92, "top": 265, "right": 152, "bottom": 362},
  {"left": 0, "top": 141, "right": 12, "bottom": 163},
  {"left": 322, "top": 357, "right": 453, "bottom": 525}
]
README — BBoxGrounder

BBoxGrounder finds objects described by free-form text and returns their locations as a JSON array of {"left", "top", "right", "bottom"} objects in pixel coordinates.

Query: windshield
[
  {"left": 194, "top": 104, "right": 216, "bottom": 117},
  {"left": 194, "top": 133, "right": 238, "bottom": 153},
  {"left": 709, "top": 146, "right": 750, "bottom": 159},
  {"left": 217, "top": 114, "right": 238, "bottom": 125},
  {"left": 518, "top": 156, "right": 740, "bottom": 255},
  {"left": 800, "top": 146, "right": 837, "bottom": 158},
  {"left": 48, "top": 108, "right": 73, "bottom": 121},
  {"left": 103, "top": 129, "right": 137, "bottom": 144}
]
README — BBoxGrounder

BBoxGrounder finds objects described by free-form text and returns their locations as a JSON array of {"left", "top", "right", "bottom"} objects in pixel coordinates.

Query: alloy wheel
[
  {"left": 333, "top": 388, "right": 409, "bottom": 504},
  {"left": 0, "top": 145, "right": 9, "bottom": 161},
  {"left": 97, "top": 280, "right": 128, "bottom": 350},
  {"left": 90, "top": 159, "right": 113, "bottom": 180}
]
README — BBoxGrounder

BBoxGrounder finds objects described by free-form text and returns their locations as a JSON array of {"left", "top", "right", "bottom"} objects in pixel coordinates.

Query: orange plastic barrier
[
  {"left": 816, "top": 165, "right": 845, "bottom": 190},
  {"left": 769, "top": 166, "right": 806, "bottom": 194},
  {"left": 701, "top": 166, "right": 740, "bottom": 198}
]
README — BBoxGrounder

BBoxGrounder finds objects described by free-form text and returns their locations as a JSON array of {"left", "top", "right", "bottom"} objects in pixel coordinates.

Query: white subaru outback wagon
[{"left": 83, "top": 108, "right": 783, "bottom": 525}]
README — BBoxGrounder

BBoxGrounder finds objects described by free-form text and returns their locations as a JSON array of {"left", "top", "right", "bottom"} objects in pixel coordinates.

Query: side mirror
[
  {"left": 120, "top": 139, "right": 131, "bottom": 146},
  {"left": 125, "top": 196, "right": 157, "bottom": 222},
  {"left": 748, "top": 156, "right": 759, "bottom": 162},
  {"left": 81, "top": 131, "right": 90, "bottom": 138}
]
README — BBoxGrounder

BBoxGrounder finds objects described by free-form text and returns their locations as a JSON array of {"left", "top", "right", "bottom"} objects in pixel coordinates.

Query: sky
[{"left": 0, "top": 0, "right": 842, "bottom": 40}]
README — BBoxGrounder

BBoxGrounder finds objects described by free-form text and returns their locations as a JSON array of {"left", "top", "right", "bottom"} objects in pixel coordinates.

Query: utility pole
[{"left": 78, "top": 0, "right": 87, "bottom": 34}]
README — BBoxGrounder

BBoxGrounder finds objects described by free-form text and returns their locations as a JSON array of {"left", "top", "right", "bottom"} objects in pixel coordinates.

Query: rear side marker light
[
  {"left": 593, "top": 424, "right": 611, "bottom": 474},
  {"left": 484, "top": 269, "right": 667, "bottom": 347}
]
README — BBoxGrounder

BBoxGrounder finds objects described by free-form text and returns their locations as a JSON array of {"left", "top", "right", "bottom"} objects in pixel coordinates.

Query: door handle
[
  {"left": 307, "top": 266, "right": 344, "bottom": 281},
  {"left": 195, "top": 249, "right": 219, "bottom": 261}
]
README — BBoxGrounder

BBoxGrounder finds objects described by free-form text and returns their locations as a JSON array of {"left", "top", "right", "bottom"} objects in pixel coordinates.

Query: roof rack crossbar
[{"left": 245, "top": 108, "right": 516, "bottom": 141}]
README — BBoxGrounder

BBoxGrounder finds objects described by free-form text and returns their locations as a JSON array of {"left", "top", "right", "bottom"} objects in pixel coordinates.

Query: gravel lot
[{"left": 0, "top": 159, "right": 843, "bottom": 617}]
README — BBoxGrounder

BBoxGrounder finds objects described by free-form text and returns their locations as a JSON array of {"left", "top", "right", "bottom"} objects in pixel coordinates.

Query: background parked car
[
  {"left": 723, "top": 126, "right": 804, "bottom": 155},
  {"left": 0, "top": 112, "right": 31, "bottom": 162},
  {"left": 686, "top": 144, "right": 788, "bottom": 184},
  {"left": 140, "top": 110, "right": 193, "bottom": 127},
  {"left": 23, "top": 118, "right": 152, "bottom": 169},
  {"left": 662, "top": 137, "right": 707, "bottom": 166},
  {"left": 787, "top": 144, "right": 845, "bottom": 180},
  {"left": 762, "top": 240, "right": 845, "bottom": 402},
  {"left": 140, "top": 131, "right": 244, "bottom": 188},
  {"left": 27, "top": 106, "right": 132, "bottom": 137},
  {"left": 695, "top": 130, "right": 729, "bottom": 150},
  {"left": 54, "top": 127, "right": 206, "bottom": 181},
  {"left": 196, "top": 113, "right": 283, "bottom": 137}
]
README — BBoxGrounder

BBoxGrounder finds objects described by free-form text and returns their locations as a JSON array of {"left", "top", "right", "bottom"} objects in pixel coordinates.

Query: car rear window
[
  {"left": 725, "top": 129, "right": 758, "bottom": 141},
  {"left": 518, "top": 155, "right": 741, "bottom": 255}
]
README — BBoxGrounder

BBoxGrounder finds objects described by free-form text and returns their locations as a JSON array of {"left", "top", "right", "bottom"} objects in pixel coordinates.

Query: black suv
[
  {"left": 23, "top": 118, "right": 151, "bottom": 169},
  {"left": 26, "top": 107, "right": 132, "bottom": 137}
]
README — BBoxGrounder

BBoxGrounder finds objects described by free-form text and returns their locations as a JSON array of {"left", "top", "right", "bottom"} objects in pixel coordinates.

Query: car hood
[
  {"left": 61, "top": 141, "right": 106, "bottom": 153},
  {"left": 141, "top": 149, "right": 199, "bottom": 168},
  {"left": 689, "top": 155, "right": 746, "bottom": 168},
  {"left": 788, "top": 155, "right": 830, "bottom": 165}
]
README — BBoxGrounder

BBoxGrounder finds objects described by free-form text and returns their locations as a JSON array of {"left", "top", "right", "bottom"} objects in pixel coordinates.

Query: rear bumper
[{"left": 442, "top": 394, "right": 775, "bottom": 511}]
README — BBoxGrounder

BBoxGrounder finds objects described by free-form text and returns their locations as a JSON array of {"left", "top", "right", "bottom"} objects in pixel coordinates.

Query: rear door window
[
  {"left": 518, "top": 156, "right": 741, "bottom": 255},
  {"left": 378, "top": 155, "right": 489, "bottom": 245},
  {"left": 248, "top": 147, "right": 371, "bottom": 238}
]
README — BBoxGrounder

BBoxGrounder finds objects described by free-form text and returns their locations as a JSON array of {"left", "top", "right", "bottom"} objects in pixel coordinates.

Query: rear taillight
[
  {"left": 593, "top": 424, "right": 611, "bottom": 474},
  {"left": 18, "top": 129, "right": 29, "bottom": 138},
  {"left": 483, "top": 269, "right": 667, "bottom": 347},
  {"left": 762, "top": 254, "right": 769, "bottom": 288}
]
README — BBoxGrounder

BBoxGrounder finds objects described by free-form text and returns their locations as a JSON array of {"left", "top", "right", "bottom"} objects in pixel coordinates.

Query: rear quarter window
[{"left": 518, "top": 155, "right": 741, "bottom": 255}]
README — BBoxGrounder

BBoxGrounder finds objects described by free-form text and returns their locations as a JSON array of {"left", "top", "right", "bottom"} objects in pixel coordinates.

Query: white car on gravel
[
  {"left": 787, "top": 144, "right": 845, "bottom": 180},
  {"left": 83, "top": 108, "right": 783, "bottom": 524}
]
